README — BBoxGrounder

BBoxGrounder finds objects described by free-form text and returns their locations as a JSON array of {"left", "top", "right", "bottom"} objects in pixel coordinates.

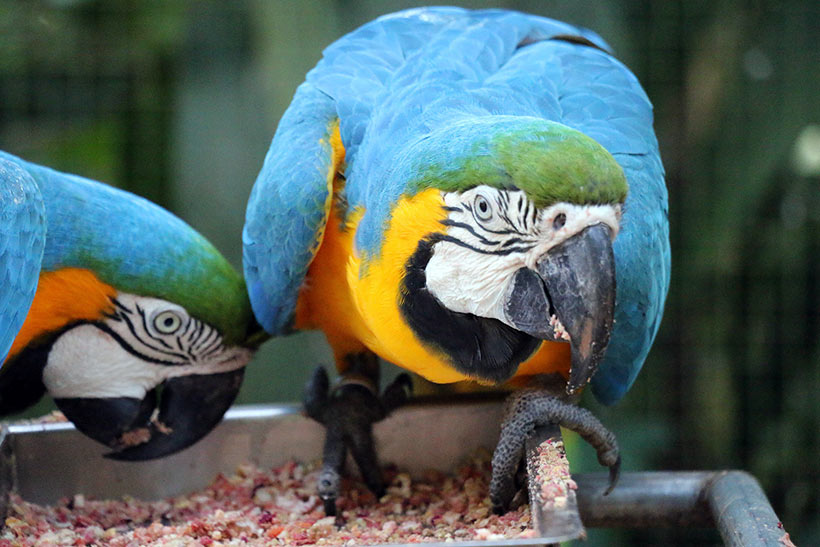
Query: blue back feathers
[
  {"left": 0, "top": 150, "right": 251, "bottom": 345},
  {"left": 243, "top": 7, "right": 670, "bottom": 404}
]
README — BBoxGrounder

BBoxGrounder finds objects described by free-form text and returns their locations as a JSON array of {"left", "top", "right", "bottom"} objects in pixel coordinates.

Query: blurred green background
[{"left": 1, "top": 0, "right": 817, "bottom": 544}]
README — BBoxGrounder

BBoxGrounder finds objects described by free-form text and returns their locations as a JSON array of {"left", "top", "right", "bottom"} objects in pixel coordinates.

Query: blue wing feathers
[
  {"left": 243, "top": 83, "right": 338, "bottom": 335},
  {"left": 245, "top": 7, "right": 670, "bottom": 403},
  {"left": 0, "top": 158, "right": 46, "bottom": 364}
]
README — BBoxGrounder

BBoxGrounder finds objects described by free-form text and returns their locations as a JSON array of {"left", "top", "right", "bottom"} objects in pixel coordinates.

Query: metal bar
[
  {"left": 524, "top": 424, "right": 585, "bottom": 543},
  {"left": 575, "top": 471, "right": 713, "bottom": 528},
  {"left": 706, "top": 471, "right": 788, "bottom": 546},
  {"left": 574, "top": 470, "right": 788, "bottom": 546}
]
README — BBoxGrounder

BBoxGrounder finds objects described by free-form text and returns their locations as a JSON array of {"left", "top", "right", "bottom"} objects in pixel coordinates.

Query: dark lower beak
[
  {"left": 55, "top": 368, "right": 245, "bottom": 460},
  {"left": 504, "top": 223, "right": 616, "bottom": 394}
]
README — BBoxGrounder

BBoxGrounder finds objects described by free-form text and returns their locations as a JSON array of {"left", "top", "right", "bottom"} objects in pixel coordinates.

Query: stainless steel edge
[
  {"left": 1, "top": 402, "right": 789, "bottom": 546},
  {"left": 575, "top": 471, "right": 714, "bottom": 528},
  {"left": 6, "top": 401, "right": 504, "bottom": 504},
  {"left": 706, "top": 471, "right": 788, "bottom": 546}
]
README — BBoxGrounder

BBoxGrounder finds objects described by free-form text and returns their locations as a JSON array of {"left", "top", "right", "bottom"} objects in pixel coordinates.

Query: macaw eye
[
  {"left": 153, "top": 310, "right": 183, "bottom": 334},
  {"left": 553, "top": 213, "right": 567, "bottom": 230},
  {"left": 474, "top": 194, "right": 493, "bottom": 221}
]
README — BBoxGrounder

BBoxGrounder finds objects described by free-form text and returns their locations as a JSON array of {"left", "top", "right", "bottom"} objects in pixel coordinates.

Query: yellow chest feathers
[{"left": 294, "top": 188, "right": 571, "bottom": 385}]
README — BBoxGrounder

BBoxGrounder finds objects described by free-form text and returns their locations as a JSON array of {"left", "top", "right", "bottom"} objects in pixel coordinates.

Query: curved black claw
[
  {"left": 490, "top": 390, "right": 620, "bottom": 514},
  {"left": 303, "top": 366, "right": 413, "bottom": 516},
  {"left": 604, "top": 454, "right": 622, "bottom": 496}
]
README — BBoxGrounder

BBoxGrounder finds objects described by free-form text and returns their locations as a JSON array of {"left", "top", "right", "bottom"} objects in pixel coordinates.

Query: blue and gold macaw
[
  {"left": 0, "top": 151, "right": 260, "bottom": 459},
  {"left": 244, "top": 7, "right": 669, "bottom": 514}
]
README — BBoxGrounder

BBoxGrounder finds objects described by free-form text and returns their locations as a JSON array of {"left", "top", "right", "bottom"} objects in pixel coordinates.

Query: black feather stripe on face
[
  {"left": 104, "top": 297, "right": 228, "bottom": 367},
  {"left": 437, "top": 190, "right": 540, "bottom": 255},
  {"left": 434, "top": 234, "right": 536, "bottom": 256},
  {"left": 398, "top": 236, "right": 541, "bottom": 383}
]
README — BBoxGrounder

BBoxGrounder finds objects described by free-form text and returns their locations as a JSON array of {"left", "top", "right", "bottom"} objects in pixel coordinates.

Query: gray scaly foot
[
  {"left": 303, "top": 362, "right": 412, "bottom": 517},
  {"left": 490, "top": 386, "right": 620, "bottom": 514}
]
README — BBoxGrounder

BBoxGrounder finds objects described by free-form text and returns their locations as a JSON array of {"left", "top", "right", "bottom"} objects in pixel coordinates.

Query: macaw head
[
  {"left": 383, "top": 117, "right": 626, "bottom": 391},
  {"left": 0, "top": 154, "right": 263, "bottom": 459}
]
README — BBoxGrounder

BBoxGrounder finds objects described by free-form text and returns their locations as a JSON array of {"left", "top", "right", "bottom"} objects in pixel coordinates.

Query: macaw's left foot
[
  {"left": 490, "top": 388, "right": 620, "bottom": 514},
  {"left": 303, "top": 364, "right": 412, "bottom": 517}
]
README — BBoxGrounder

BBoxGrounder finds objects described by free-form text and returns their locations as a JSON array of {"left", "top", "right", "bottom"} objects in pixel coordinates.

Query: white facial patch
[
  {"left": 425, "top": 186, "right": 621, "bottom": 325},
  {"left": 42, "top": 294, "right": 251, "bottom": 399},
  {"left": 525, "top": 201, "right": 621, "bottom": 270}
]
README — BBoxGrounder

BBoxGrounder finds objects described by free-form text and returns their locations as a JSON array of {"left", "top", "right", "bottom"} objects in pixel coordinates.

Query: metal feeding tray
[{"left": 0, "top": 399, "right": 788, "bottom": 546}]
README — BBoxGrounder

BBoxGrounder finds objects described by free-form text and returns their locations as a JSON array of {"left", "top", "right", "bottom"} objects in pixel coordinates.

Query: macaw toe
[
  {"left": 490, "top": 389, "right": 620, "bottom": 514},
  {"left": 305, "top": 366, "right": 413, "bottom": 516}
]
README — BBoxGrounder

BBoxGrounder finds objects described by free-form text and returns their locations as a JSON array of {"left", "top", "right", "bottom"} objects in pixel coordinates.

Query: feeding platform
[{"left": 0, "top": 400, "right": 788, "bottom": 546}]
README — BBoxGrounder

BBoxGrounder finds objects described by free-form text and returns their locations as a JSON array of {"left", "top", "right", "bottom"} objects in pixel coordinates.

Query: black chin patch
[
  {"left": 399, "top": 237, "right": 541, "bottom": 384},
  {"left": 0, "top": 322, "right": 91, "bottom": 416},
  {"left": 0, "top": 338, "right": 54, "bottom": 415}
]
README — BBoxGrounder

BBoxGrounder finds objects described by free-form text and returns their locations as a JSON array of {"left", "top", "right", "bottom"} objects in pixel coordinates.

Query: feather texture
[
  {"left": 0, "top": 158, "right": 46, "bottom": 364},
  {"left": 244, "top": 7, "right": 670, "bottom": 404},
  {"left": 0, "top": 151, "right": 251, "bottom": 347}
]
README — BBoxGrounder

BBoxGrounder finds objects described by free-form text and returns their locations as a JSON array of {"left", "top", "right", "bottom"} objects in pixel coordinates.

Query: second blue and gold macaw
[
  {"left": 0, "top": 151, "right": 259, "bottom": 459},
  {"left": 244, "top": 7, "right": 670, "bottom": 514}
]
